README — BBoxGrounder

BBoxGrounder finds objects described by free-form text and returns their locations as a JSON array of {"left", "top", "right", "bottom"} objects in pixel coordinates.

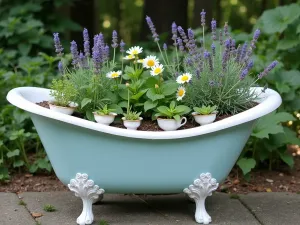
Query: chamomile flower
[
  {"left": 137, "top": 59, "right": 144, "bottom": 63},
  {"left": 126, "top": 46, "right": 143, "bottom": 55},
  {"left": 150, "top": 64, "right": 164, "bottom": 76},
  {"left": 176, "top": 86, "right": 186, "bottom": 101},
  {"left": 106, "top": 71, "right": 122, "bottom": 79},
  {"left": 176, "top": 73, "right": 192, "bottom": 84},
  {"left": 123, "top": 54, "right": 134, "bottom": 60},
  {"left": 143, "top": 55, "right": 159, "bottom": 68}
]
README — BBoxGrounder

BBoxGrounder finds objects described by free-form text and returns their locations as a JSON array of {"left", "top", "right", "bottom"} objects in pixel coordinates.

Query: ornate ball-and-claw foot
[
  {"left": 183, "top": 173, "right": 219, "bottom": 224},
  {"left": 68, "top": 173, "right": 105, "bottom": 225}
]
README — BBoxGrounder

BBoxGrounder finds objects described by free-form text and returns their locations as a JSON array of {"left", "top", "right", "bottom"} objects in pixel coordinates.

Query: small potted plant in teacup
[
  {"left": 49, "top": 78, "right": 78, "bottom": 115},
  {"left": 155, "top": 101, "right": 191, "bottom": 131},
  {"left": 122, "top": 107, "right": 143, "bottom": 130},
  {"left": 93, "top": 105, "right": 117, "bottom": 126},
  {"left": 192, "top": 105, "right": 218, "bottom": 125}
]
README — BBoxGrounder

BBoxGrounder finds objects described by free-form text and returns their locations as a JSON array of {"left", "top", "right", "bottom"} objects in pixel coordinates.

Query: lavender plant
[{"left": 146, "top": 11, "right": 278, "bottom": 115}]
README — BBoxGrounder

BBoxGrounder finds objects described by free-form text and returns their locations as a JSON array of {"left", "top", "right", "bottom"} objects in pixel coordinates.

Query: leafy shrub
[
  {"left": 193, "top": 105, "right": 217, "bottom": 115},
  {"left": 50, "top": 78, "right": 77, "bottom": 107},
  {"left": 155, "top": 101, "right": 191, "bottom": 121}
]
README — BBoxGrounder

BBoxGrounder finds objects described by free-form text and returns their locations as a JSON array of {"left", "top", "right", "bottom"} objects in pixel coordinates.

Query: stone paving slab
[
  {"left": 240, "top": 193, "right": 300, "bottom": 225},
  {"left": 0, "top": 192, "right": 35, "bottom": 225},
  {"left": 19, "top": 192, "right": 260, "bottom": 225}
]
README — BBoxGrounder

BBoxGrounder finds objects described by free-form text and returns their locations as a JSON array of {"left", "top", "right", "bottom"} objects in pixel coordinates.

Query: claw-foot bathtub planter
[{"left": 7, "top": 87, "right": 281, "bottom": 225}]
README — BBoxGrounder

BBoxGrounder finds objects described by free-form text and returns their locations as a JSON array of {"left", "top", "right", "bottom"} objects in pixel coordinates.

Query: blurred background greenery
[{"left": 0, "top": 0, "right": 300, "bottom": 181}]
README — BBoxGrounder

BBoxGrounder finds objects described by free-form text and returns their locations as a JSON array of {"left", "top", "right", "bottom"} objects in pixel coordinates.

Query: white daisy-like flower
[
  {"left": 143, "top": 55, "right": 159, "bottom": 69},
  {"left": 150, "top": 64, "right": 164, "bottom": 76},
  {"left": 137, "top": 59, "right": 144, "bottom": 63},
  {"left": 126, "top": 46, "right": 143, "bottom": 55},
  {"left": 123, "top": 54, "right": 134, "bottom": 60},
  {"left": 106, "top": 71, "right": 122, "bottom": 79},
  {"left": 176, "top": 73, "right": 192, "bottom": 84},
  {"left": 176, "top": 86, "right": 186, "bottom": 101}
]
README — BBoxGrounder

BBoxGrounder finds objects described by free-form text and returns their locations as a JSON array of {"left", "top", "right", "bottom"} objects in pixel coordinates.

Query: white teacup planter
[
  {"left": 157, "top": 117, "right": 187, "bottom": 131},
  {"left": 122, "top": 117, "right": 143, "bottom": 130},
  {"left": 93, "top": 112, "right": 117, "bottom": 126},
  {"left": 48, "top": 102, "right": 77, "bottom": 115},
  {"left": 192, "top": 112, "right": 217, "bottom": 125}
]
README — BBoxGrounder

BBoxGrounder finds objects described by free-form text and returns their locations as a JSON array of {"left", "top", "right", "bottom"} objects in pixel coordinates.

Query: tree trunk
[
  {"left": 192, "top": 0, "right": 213, "bottom": 28},
  {"left": 140, "top": 0, "right": 188, "bottom": 42}
]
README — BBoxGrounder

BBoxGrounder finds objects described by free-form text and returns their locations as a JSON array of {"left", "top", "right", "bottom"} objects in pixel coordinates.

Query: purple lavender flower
[
  {"left": 224, "top": 22, "right": 229, "bottom": 37},
  {"left": 211, "top": 19, "right": 217, "bottom": 41},
  {"left": 201, "top": 9, "right": 206, "bottom": 26},
  {"left": 185, "top": 57, "right": 192, "bottom": 66},
  {"left": 235, "top": 44, "right": 241, "bottom": 62},
  {"left": 224, "top": 39, "right": 231, "bottom": 50},
  {"left": 120, "top": 39, "right": 125, "bottom": 53},
  {"left": 211, "top": 43, "right": 216, "bottom": 56},
  {"left": 239, "top": 42, "right": 248, "bottom": 62},
  {"left": 253, "top": 29, "right": 260, "bottom": 42},
  {"left": 172, "top": 22, "right": 177, "bottom": 44},
  {"left": 187, "top": 28, "right": 196, "bottom": 54},
  {"left": 111, "top": 30, "right": 118, "bottom": 48},
  {"left": 92, "top": 35, "right": 102, "bottom": 72},
  {"left": 163, "top": 43, "right": 167, "bottom": 51},
  {"left": 258, "top": 61, "right": 278, "bottom": 79},
  {"left": 196, "top": 69, "right": 200, "bottom": 79},
  {"left": 240, "top": 68, "right": 249, "bottom": 80},
  {"left": 222, "top": 50, "right": 229, "bottom": 70},
  {"left": 204, "top": 50, "right": 209, "bottom": 58},
  {"left": 206, "top": 52, "right": 213, "bottom": 71},
  {"left": 209, "top": 80, "right": 215, "bottom": 86},
  {"left": 103, "top": 45, "right": 110, "bottom": 61},
  {"left": 246, "top": 59, "right": 254, "bottom": 70},
  {"left": 177, "top": 38, "right": 184, "bottom": 52},
  {"left": 146, "top": 16, "right": 159, "bottom": 42},
  {"left": 78, "top": 52, "right": 87, "bottom": 68},
  {"left": 177, "top": 26, "right": 188, "bottom": 44},
  {"left": 70, "top": 40, "right": 79, "bottom": 66},
  {"left": 231, "top": 39, "right": 236, "bottom": 51},
  {"left": 58, "top": 61, "right": 63, "bottom": 73},
  {"left": 53, "top": 33, "right": 63, "bottom": 56},
  {"left": 83, "top": 28, "right": 90, "bottom": 57}
]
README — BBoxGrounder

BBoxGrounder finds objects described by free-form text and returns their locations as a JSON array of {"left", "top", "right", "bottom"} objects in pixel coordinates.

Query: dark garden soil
[
  {"left": 36, "top": 101, "right": 233, "bottom": 131},
  {"left": 1, "top": 156, "right": 299, "bottom": 194}
]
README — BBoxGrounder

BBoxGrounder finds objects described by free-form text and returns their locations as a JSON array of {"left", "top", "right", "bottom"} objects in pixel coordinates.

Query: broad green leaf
[
  {"left": 124, "top": 66, "right": 135, "bottom": 74},
  {"left": 259, "top": 4, "right": 300, "bottom": 34},
  {"left": 85, "top": 110, "right": 94, "bottom": 121},
  {"left": 175, "top": 105, "right": 191, "bottom": 115},
  {"left": 157, "top": 106, "right": 172, "bottom": 117},
  {"left": 275, "top": 82, "right": 290, "bottom": 94},
  {"left": 118, "top": 101, "right": 128, "bottom": 108},
  {"left": 276, "top": 39, "right": 300, "bottom": 50},
  {"left": 170, "top": 101, "right": 176, "bottom": 109},
  {"left": 0, "top": 140, "right": 3, "bottom": 147},
  {"left": 280, "top": 70, "right": 300, "bottom": 87},
  {"left": 146, "top": 88, "right": 165, "bottom": 101},
  {"left": 279, "top": 152, "right": 294, "bottom": 168},
  {"left": 109, "top": 104, "right": 123, "bottom": 114},
  {"left": 161, "top": 82, "right": 178, "bottom": 96},
  {"left": 29, "top": 164, "right": 38, "bottom": 173},
  {"left": 173, "top": 114, "right": 180, "bottom": 121},
  {"left": 237, "top": 158, "right": 256, "bottom": 175},
  {"left": 297, "top": 24, "right": 300, "bottom": 34},
  {"left": 131, "top": 89, "right": 147, "bottom": 101},
  {"left": 144, "top": 100, "right": 158, "bottom": 112},
  {"left": 18, "top": 43, "right": 32, "bottom": 56},
  {"left": 145, "top": 76, "right": 159, "bottom": 88},
  {"left": 81, "top": 98, "right": 92, "bottom": 109},
  {"left": 6, "top": 149, "right": 20, "bottom": 158},
  {"left": 13, "top": 160, "right": 24, "bottom": 168},
  {"left": 13, "top": 109, "right": 29, "bottom": 124},
  {"left": 270, "top": 127, "right": 300, "bottom": 147}
]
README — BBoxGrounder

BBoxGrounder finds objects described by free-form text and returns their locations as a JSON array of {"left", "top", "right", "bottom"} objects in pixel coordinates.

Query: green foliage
[
  {"left": 235, "top": 3, "right": 300, "bottom": 176},
  {"left": 193, "top": 105, "right": 218, "bottom": 115},
  {"left": 98, "top": 220, "right": 110, "bottom": 225},
  {"left": 123, "top": 108, "right": 141, "bottom": 120},
  {"left": 0, "top": 0, "right": 80, "bottom": 180},
  {"left": 43, "top": 204, "right": 56, "bottom": 212},
  {"left": 19, "top": 200, "right": 27, "bottom": 206},
  {"left": 155, "top": 101, "right": 191, "bottom": 121},
  {"left": 50, "top": 78, "right": 77, "bottom": 107},
  {"left": 95, "top": 105, "right": 116, "bottom": 116}
]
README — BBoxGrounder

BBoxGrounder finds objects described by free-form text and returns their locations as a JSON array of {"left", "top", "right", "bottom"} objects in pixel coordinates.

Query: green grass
[
  {"left": 18, "top": 200, "right": 27, "bottom": 206},
  {"left": 36, "top": 222, "right": 42, "bottom": 225},
  {"left": 229, "top": 194, "right": 240, "bottom": 199},
  {"left": 99, "top": 219, "right": 110, "bottom": 225},
  {"left": 43, "top": 204, "right": 56, "bottom": 212}
]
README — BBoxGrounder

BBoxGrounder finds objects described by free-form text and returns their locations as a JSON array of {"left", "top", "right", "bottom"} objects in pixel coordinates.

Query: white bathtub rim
[{"left": 6, "top": 86, "right": 282, "bottom": 140}]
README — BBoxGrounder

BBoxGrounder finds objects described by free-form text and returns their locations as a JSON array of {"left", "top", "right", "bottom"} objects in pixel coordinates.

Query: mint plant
[
  {"left": 155, "top": 101, "right": 191, "bottom": 121},
  {"left": 50, "top": 78, "right": 77, "bottom": 107},
  {"left": 123, "top": 109, "right": 141, "bottom": 120},
  {"left": 95, "top": 105, "right": 116, "bottom": 116}
]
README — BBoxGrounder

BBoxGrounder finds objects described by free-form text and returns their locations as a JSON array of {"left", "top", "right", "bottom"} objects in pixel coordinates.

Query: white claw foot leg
[
  {"left": 68, "top": 173, "right": 105, "bottom": 225},
  {"left": 184, "top": 173, "right": 219, "bottom": 224}
]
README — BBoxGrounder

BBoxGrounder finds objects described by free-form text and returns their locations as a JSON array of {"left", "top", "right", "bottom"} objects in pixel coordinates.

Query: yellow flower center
[
  {"left": 147, "top": 59, "right": 155, "bottom": 67},
  {"left": 111, "top": 72, "right": 119, "bottom": 78},
  {"left": 154, "top": 68, "right": 161, "bottom": 74},
  {"left": 181, "top": 75, "right": 189, "bottom": 81},
  {"left": 132, "top": 50, "right": 139, "bottom": 55},
  {"left": 178, "top": 89, "right": 185, "bottom": 96}
]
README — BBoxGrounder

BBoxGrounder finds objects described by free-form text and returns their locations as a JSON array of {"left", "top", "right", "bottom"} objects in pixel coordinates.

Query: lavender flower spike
[
  {"left": 83, "top": 28, "right": 90, "bottom": 57},
  {"left": 111, "top": 30, "right": 118, "bottom": 48},
  {"left": 146, "top": 16, "right": 159, "bottom": 42},
  {"left": 206, "top": 52, "right": 213, "bottom": 72},
  {"left": 58, "top": 61, "right": 63, "bottom": 74},
  {"left": 258, "top": 61, "right": 278, "bottom": 79},
  {"left": 251, "top": 29, "right": 260, "bottom": 49},
  {"left": 53, "top": 33, "right": 63, "bottom": 56},
  {"left": 163, "top": 43, "right": 167, "bottom": 51},
  {"left": 120, "top": 39, "right": 125, "bottom": 53},
  {"left": 246, "top": 59, "right": 254, "bottom": 70},
  {"left": 177, "top": 26, "right": 188, "bottom": 44},
  {"left": 224, "top": 22, "right": 229, "bottom": 37},
  {"left": 204, "top": 50, "right": 210, "bottom": 58},
  {"left": 177, "top": 37, "right": 185, "bottom": 52},
  {"left": 70, "top": 40, "right": 79, "bottom": 66},
  {"left": 211, "top": 43, "right": 216, "bottom": 56},
  {"left": 200, "top": 9, "right": 206, "bottom": 27},
  {"left": 211, "top": 19, "right": 217, "bottom": 41},
  {"left": 240, "top": 68, "right": 249, "bottom": 80},
  {"left": 219, "top": 29, "right": 223, "bottom": 46},
  {"left": 239, "top": 42, "right": 248, "bottom": 62}
]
